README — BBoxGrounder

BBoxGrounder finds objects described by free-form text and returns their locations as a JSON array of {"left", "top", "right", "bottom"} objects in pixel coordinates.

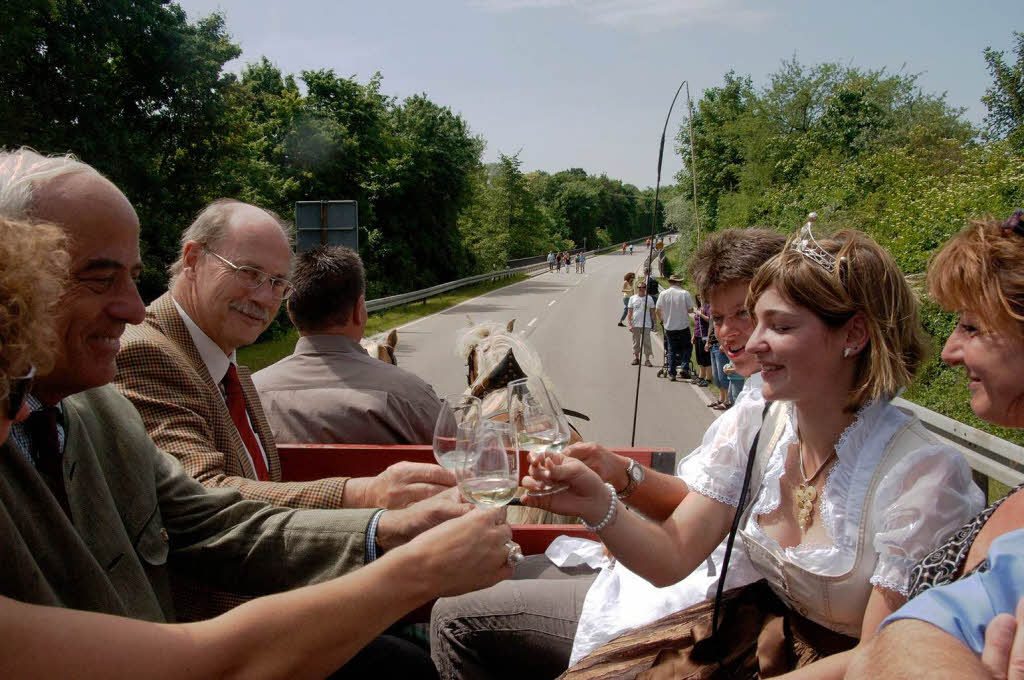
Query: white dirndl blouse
[{"left": 560, "top": 389, "right": 984, "bottom": 662}]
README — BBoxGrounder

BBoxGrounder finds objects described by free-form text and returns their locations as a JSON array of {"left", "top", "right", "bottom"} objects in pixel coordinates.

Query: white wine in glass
[
  {"left": 507, "top": 376, "right": 571, "bottom": 496},
  {"left": 456, "top": 421, "right": 519, "bottom": 508},
  {"left": 432, "top": 395, "right": 481, "bottom": 470}
]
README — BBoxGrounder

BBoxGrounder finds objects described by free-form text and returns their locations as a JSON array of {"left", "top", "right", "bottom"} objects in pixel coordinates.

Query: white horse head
[{"left": 360, "top": 328, "right": 398, "bottom": 365}]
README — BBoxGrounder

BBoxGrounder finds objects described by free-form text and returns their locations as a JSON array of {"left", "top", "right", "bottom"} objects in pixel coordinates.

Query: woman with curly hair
[{"left": 0, "top": 217, "right": 66, "bottom": 441}]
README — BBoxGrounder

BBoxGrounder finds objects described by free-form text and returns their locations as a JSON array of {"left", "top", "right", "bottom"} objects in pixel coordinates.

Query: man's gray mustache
[{"left": 229, "top": 300, "right": 270, "bottom": 321}]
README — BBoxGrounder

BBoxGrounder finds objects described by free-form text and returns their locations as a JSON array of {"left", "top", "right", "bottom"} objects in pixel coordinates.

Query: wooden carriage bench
[{"left": 277, "top": 443, "right": 677, "bottom": 555}]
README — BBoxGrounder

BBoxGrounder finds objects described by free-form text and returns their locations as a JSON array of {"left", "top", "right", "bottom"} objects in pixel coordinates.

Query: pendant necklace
[{"left": 794, "top": 444, "right": 838, "bottom": 530}]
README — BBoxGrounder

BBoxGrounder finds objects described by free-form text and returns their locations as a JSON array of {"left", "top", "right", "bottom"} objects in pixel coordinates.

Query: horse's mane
[{"left": 456, "top": 321, "right": 546, "bottom": 393}]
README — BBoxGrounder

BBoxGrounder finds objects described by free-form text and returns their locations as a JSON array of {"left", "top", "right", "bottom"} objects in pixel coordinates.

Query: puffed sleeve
[
  {"left": 869, "top": 444, "right": 985, "bottom": 595},
  {"left": 677, "top": 382, "right": 767, "bottom": 506}
]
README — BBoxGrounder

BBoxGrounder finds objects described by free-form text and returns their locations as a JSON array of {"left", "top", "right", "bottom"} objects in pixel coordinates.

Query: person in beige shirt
[{"left": 253, "top": 245, "right": 442, "bottom": 445}]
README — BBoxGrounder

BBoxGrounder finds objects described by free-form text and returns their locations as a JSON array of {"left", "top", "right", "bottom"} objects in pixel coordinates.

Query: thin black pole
[{"left": 630, "top": 80, "right": 686, "bottom": 447}]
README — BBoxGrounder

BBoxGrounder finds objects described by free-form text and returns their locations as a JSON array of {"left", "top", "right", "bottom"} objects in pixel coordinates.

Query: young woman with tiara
[{"left": 524, "top": 225, "right": 984, "bottom": 679}]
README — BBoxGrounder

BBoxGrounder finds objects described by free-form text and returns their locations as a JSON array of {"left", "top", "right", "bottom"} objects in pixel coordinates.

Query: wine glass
[
  {"left": 432, "top": 394, "right": 481, "bottom": 470},
  {"left": 507, "top": 376, "right": 571, "bottom": 496},
  {"left": 456, "top": 420, "right": 519, "bottom": 507}
]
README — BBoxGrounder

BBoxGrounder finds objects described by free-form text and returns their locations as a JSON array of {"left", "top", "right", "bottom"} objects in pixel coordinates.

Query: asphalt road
[{"left": 393, "top": 249, "right": 718, "bottom": 457}]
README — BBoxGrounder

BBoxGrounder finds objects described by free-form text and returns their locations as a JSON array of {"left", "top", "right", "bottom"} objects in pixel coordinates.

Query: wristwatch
[{"left": 618, "top": 458, "right": 646, "bottom": 499}]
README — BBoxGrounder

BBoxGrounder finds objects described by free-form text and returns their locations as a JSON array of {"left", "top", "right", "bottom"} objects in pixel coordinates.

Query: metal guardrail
[
  {"left": 365, "top": 261, "right": 548, "bottom": 312},
  {"left": 366, "top": 233, "right": 671, "bottom": 313},
  {"left": 894, "top": 397, "right": 1024, "bottom": 496}
]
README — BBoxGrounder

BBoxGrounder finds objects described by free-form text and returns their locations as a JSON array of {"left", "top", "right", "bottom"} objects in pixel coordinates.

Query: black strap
[{"left": 710, "top": 400, "right": 773, "bottom": 638}]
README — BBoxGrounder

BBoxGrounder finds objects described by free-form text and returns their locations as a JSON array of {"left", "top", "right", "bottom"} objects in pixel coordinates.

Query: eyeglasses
[
  {"left": 204, "top": 248, "right": 293, "bottom": 299},
  {"left": 8, "top": 365, "right": 35, "bottom": 421}
]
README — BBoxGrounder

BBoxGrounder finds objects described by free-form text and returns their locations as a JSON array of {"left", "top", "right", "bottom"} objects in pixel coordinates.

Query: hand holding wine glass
[
  {"left": 455, "top": 420, "right": 524, "bottom": 567},
  {"left": 507, "top": 376, "right": 571, "bottom": 496},
  {"left": 520, "top": 444, "right": 612, "bottom": 522}
]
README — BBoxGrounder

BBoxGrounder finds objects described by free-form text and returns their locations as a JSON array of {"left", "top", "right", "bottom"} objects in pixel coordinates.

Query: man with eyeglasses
[{"left": 114, "top": 198, "right": 462, "bottom": 620}]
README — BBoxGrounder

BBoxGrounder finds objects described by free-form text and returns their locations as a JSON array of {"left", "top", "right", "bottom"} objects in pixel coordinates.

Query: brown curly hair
[{"left": 0, "top": 217, "right": 68, "bottom": 403}]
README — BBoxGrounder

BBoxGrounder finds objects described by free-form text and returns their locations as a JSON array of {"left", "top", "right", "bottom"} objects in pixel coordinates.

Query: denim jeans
[
  {"left": 727, "top": 375, "right": 744, "bottom": 403},
  {"left": 665, "top": 328, "right": 692, "bottom": 377},
  {"left": 711, "top": 345, "right": 730, "bottom": 389},
  {"left": 619, "top": 296, "right": 630, "bottom": 322}
]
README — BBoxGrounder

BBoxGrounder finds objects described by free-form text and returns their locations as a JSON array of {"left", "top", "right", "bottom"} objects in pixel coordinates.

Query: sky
[{"left": 175, "top": 0, "right": 1023, "bottom": 189}]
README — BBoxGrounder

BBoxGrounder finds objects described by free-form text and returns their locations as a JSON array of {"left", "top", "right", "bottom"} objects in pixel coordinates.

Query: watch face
[{"left": 631, "top": 465, "right": 643, "bottom": 481}]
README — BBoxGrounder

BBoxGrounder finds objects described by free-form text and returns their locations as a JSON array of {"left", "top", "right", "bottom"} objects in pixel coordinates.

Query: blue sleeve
[
  {"left": 880, "top": 528, "right": 1024, "bottom": 655},
  {"left": 881, "top": 574, "right": 994, "bottom": 653}
]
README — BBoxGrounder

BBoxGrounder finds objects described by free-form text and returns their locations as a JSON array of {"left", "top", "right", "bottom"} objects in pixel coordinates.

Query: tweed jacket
[
  {"left": 253, "top": 334, "right": 442, "bottom": 445},
  {"left": 115, "top": 292, "right": 348, "bottom": 509},
  {"left": 0, "top": 385, "right": 373, "bottom": 623}
]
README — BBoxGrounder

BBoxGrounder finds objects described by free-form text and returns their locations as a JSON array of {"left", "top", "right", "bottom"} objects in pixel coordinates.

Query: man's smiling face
[
  {"left": 31, "top": 173, "right": 146, "bottom": 404},
  {"left": 183, "top": 204, "right": 291, "bottom": 355}
]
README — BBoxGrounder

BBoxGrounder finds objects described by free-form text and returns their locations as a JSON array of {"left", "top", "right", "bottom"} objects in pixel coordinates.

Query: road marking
[
  {"left": 563, "top": 289, "right": 570, "bottom": 293},
  {"left": 548, "top": 300, "right": 556, "bottom": 307},
  {"left": 528, "top": 317, "right": 538, "bottom": 327}
]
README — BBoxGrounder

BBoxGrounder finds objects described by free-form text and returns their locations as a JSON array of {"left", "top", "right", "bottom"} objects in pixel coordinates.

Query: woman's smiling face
[
  {"left": 746, "top": 286, "right": 852, "bottom": 405},
  {"left": 941, "top": 312, "right": 1024, "bottom": 428}
]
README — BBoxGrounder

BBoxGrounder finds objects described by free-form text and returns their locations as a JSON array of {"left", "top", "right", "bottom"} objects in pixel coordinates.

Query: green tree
[
  {"left": 0, "top": 1, "right": 241, "bottom": 299},
  {"left": 982, "top": 31, "right": 1024, "bottom": 149}
]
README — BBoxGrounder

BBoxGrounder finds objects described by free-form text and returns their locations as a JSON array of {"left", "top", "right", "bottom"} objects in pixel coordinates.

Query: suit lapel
[{"left": 148, "top": 294, "right": 258, "bottom": 481}]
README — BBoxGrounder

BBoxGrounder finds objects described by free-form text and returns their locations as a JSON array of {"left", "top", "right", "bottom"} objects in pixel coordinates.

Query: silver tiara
[{"left": 791, "top": 219, "right": 837, "bottom": 271}]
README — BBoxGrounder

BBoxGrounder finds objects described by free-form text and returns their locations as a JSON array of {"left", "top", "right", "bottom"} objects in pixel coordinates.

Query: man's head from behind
[
  {"left": 688, "top": 227, "right": 786, "bottom": 377},
  {"left": 170, "top": 199, "right": 293, "bottom": 356},
  {"left": 287, "top": 245, "right": 366, "bottom": 340},
  {"left": 0, "top": 148, "right": 145, "bottom": 404}
]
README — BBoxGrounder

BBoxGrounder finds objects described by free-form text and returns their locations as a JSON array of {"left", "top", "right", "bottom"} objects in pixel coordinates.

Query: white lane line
[
  {"left": 548, "top": 300, "right": 556, "bottom": 307},
  {"left": 528, "top": 317, "right": 538, "bottom": 327}
]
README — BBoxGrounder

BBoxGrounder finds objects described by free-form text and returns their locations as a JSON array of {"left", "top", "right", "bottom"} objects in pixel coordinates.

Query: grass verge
[{"left": 238, "top": 274, "right": 528, "bottom": 372}]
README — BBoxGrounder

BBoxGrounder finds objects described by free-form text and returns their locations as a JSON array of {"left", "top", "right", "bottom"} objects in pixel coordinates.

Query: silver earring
[{"left": 843, "top": 347, "right": 854, "bottom": 358}]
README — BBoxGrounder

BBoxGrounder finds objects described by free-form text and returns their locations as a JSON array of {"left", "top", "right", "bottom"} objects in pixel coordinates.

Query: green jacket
[{"left": 0, "top": 385, "right": 374, "bottom": 622}]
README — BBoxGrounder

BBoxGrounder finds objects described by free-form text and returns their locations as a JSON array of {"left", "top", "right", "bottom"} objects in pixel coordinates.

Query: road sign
[{"left": 295, "top": 200, "right": 358, "bottom": 252}]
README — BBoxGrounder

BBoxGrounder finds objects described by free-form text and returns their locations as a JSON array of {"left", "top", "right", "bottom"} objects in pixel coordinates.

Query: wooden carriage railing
[{"left": 277, "top": 443, "right": 677, "bottom": 555}]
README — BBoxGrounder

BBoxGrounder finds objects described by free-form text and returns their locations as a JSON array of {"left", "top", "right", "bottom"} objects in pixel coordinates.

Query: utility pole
[{"left": 684, "top": 81, "right": 700, "bottom": 247}]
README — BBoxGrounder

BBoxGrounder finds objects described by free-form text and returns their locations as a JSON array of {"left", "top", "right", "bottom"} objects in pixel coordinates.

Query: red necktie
[
  {"left": 222, "top": 364, "right": 270, "bottom": 481},
  {"left": 25, "top": 407, "right": 72, "bottom": 518}
]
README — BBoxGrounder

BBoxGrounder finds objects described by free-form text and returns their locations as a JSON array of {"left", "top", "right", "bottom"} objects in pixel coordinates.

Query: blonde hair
[
  {"left": 748, "top": 229, "right": 927, "bottom": 411},
  {"left": 927, "top": 218, "right": 1024, "bottom": 337},
  {"left": 0, "top": 216, "right": 69, "bottom": 402}
]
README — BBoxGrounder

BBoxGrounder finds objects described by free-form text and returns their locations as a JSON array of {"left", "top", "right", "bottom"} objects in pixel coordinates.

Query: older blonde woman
[{"left": 848, "top": 210, "right": 1024, "bottom": 679}]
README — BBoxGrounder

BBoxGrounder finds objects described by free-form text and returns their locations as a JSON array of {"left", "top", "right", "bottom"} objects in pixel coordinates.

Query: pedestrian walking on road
[
  {"left": 579, "top": 252, "right": 586, "bottom": 273},
  {"left": 547, "top": 251, "right": 554, "bottom": 272},
  {"left": 628, "top": 243, "right": 634, "bottom": 255},
  {"left": 654, "top": 274, "right": 695, "bottom": 381},
  {"left": 627, "top": 281, "right": 655, "bottom": 366},
  {"left": 555, "top": 252, "right": 562, "bottom": 273},
  {"left": 617, "top": 272, "right": 635, "bottom": 326}
]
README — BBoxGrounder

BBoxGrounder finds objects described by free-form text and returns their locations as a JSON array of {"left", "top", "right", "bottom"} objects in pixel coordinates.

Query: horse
[
  {"left": 360, "top": 328, "right": 398, "bottom": 366},
  {"left": 457, "top": 317, "right": 581, "bottom": 524}
]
